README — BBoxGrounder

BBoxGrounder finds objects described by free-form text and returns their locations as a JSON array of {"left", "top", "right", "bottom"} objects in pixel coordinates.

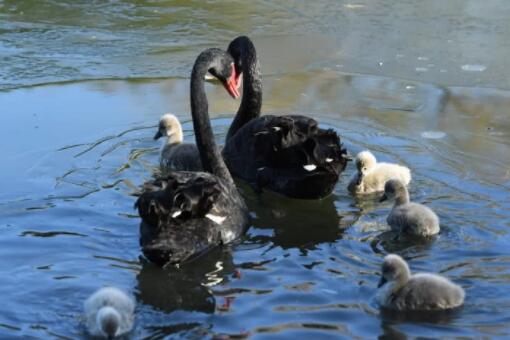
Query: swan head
[
  {"left": 227, "top": 36, "right": 256, "bottom": 84},
  {"left": 96, "top": 306, "right": 121, "bottom": 339},
  {"left": 154, "top": 114, "right": 183, "bottom": 144},
  {"left": 355, "top": 150, "right": 377, "bottom": 175},
  {"left": 354, "top": 151, "right": 377, "bottom": 185},
  {"left": 378, "top": 254, "right": 411, "bottom": 288},
  {"left": 206, "top": 51, "right": 241, "bottom": 99},
  {"left": 379, "top": 179, "right": 408, "bottom": 203}
]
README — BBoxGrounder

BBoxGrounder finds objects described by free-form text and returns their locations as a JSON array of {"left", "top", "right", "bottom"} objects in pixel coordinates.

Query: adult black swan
[
  {"left": 135, "top": 48, "right": 248, "bottom": 266},
  {"left": 222, "top": 36, "right": 350, "bottom": 199}
]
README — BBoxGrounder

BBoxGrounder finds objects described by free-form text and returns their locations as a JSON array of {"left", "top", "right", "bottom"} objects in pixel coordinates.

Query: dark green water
[{"left": 1, "top": 1, "right": 510, "bottom": 338}]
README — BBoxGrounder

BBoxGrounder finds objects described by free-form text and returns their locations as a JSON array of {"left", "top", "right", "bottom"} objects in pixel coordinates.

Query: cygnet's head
[
  {"left": 379, "top": 179, "right": 408, "bottom": 203},
  {"left": 353, "top": 150, "right": 377, "bottom": 185},
  {"left": 356, "top": 150, "right": 377, "bottom": 175},
  {"left": 378, "top": 254, "right": 411, "bottom": 287},
  {"left": 97, "top": 306, "right": 121, "bottom": 339},
  {"left": 154, "top": 114, "right": 183, "bottom": 144}
]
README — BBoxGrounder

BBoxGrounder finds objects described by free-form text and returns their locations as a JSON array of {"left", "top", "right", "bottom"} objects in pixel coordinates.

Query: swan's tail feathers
[
  {"left": 136, "top": 173, "right": 222, "bottom": 228},
  {"left": 250, "top": 116, "right": 349, "bottom": 175},
  {"left": 311, "top": 129, "right": 349, "bottom": 172},
  {"left": 171, "top": 176, "right": 221, "bottom": 219},
  {"left": 135, "top": 190, "right": 171, "bottom": 227}
]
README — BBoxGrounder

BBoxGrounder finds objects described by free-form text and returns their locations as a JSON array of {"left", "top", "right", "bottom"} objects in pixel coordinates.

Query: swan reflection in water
[
  {"left": 135, "top": 248, "right": 237, "bottom": 337},
  {"left": 136, "top": 247, "right": 236, "bottom": 314},
  {"left": 242, "top": 183, "right": 347, "bottom": 251},
  {"left": 377, "top": 308, "right": 463, "bottom": 340}
]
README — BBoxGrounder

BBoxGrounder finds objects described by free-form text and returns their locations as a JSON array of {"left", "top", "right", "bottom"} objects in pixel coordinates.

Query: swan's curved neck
[
  {"left": 166, "top": 128, "right": 183, "bottom": 145},
  {"left": 226, "top": 37, "right": 262, "bottom": 141},
  {"left": 394, "top": 190, "right": 410, "bottom": 206},
  {"left": 190, "top": 49, "right": 235, "bottom": 186}
]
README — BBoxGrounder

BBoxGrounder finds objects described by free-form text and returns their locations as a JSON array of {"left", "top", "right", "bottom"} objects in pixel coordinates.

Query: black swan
[
  {"left": 154, "top": 113, "right": 203, "bottom": 172},
  {"left": 135, "top": 48, "right": 248, "bottom": 266},
  {"left": 222, "top": 36, "right": 350, "bottom": 199}
]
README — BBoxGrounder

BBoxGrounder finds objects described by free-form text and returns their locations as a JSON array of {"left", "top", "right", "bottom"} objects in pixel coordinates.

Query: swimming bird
[
  {"left": 380, "top": 179, "right": 440, "bottom": 236},
  {"left": 222, "top": 36, "right": 350, "bottom": 199},
  {"left": 376, "top": 254, "right": 465, "bottom": 311},
  {"left": 348, "top": 150, "right": 411, "bottom": 194},
  {"left": 153, "top": 113, "right": 202, "bottom": 172},
  {"left": 135, "top": 48, "right": 248, "bottom": 266},
  {"left": 84, "top": 287, "right": 135, "bottom": 339}
]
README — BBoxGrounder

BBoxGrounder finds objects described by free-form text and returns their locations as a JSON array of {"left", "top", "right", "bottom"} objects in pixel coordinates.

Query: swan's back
[
  {"left": 84, "top": 287, "right": 135, "bottom": 338},
  {"left": 348, "top": 162, "right": 411, "bottom": 194},
  {"left": 155, "top": 114, "right": 202, "bottom": 172},
  {"left": 388, "top": 202, "right": 440, "bottom": 236},
  {"left": 161, "top": 143, "right": 202, "bottom": 172},
  {"left": 223, "top": 115, "right": 349, "bottom": 199},
  {"left": 387, "top": 273, "right": 465, "bottom": 311},
  {"left": 136, "top": 172, "right": 248, "bottom": 265},
  {"left": 371, "top": 162, "right": 411, "bottom": 187}
]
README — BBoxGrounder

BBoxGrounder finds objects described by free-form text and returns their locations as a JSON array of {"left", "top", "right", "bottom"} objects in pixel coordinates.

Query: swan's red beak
[{"left": 223, "top": 63, "right": 241, "bottom": 99}]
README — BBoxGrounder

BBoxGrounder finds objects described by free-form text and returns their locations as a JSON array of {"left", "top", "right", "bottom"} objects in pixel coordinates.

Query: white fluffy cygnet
[
  {"left": 380, "top": 179, "right": 439, "bottom": 236},
  {"left": 348, "top": 150, "right": 411, "bottom": 194},
  {"left": 376, "top": 254, "right": 465, "bottom": 311},
  {"left": 154, "top": 113, "right": 202, "bottom": 172},
  {"left": 84, "top": 287, "right": 135, "bottom": 339}
]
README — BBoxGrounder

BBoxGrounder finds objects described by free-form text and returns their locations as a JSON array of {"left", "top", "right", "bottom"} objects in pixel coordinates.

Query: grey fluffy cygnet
[
  {"left": 154, "top": 113, "right": 202, "bottom": 171},
  {"left": 376, "top": 254, "right": 465, "bottom": 311},
  {"left": 84, "top": 287, "right": 135, "bottom": 339},
  {"left": 380, "top": 179, "right": 439, "bottom": 236},
  {"left": 348, "top": 150, "right": 411, "bottom": 194}
]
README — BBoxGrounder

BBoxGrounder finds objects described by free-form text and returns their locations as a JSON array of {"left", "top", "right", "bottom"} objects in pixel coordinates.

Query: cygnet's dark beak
[
  {"left": 154, "top": 130, "right": 163, "bottom": 140},
  {"left": 356, "top": 173, "right": 363, "bottom": 186},
  {"left": 378, "top": 276, "right": 387, "bottom": 288},
  {"left": 379, "top": 194, "right": 388, "bottom": 202}
]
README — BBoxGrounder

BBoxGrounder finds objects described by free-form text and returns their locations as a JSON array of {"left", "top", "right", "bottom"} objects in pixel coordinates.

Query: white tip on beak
[
  {"left": 272, "top": 126, "right": 281, "bottom": 132},
  {"left": 172, "top": 210, "right": 182, "bottom": 218},
  {"left": 326, "top": 158, "right": 333, "bottom": 163},
  {"left": 303, "top": 164, "right": 317, "bottom": 171},
  {"left": 205, "top": 214, "right": 227, "bottom": 225}
]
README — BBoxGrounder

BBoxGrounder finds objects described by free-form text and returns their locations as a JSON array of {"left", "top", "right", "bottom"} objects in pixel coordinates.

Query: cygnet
[
  {"left": 154, "top": 113, "right": 202, "bottom": 172},
  {"left": 376, "top": 254, "right": 465, "bottom": 311},
  {"left": 348, "top": 150, "right": 411, "bottom": 194},
  {"left": 380, "top": 179, "right": 439, "bottom": 236},
  {"left": 84, "top": 287, "right": 135, "bottom": 339}
]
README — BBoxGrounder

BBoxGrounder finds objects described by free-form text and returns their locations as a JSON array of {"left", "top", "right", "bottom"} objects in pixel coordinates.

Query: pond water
[{"left": 1, "top": 1, "right": 510, "bottom": 339}]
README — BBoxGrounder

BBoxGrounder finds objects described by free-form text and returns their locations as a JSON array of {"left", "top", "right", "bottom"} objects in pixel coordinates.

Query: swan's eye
[{"left": 208, "top": 68, "right": 218, "bottom": 78}]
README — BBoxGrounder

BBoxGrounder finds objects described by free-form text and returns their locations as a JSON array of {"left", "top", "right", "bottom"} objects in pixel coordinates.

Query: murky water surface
[{"left": 1, "top": 1, "right": 510, "bottom": 338}]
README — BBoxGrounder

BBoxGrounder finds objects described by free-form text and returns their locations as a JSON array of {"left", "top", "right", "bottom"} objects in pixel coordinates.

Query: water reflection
[
  {"left": 1, "top": 18, "right": 510, "bottom": 335},
  {"left": 378, "top": 308, "right": 463, "bottom": 340},
  {"left": 246, "top": 189, "right": 344, "bottom": 251},
  {"left": 136, "top": 247, "right": 236, "bottom": 315},
  {"left": 380, "top": 307, "right": 462, "bottom": 325}
]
